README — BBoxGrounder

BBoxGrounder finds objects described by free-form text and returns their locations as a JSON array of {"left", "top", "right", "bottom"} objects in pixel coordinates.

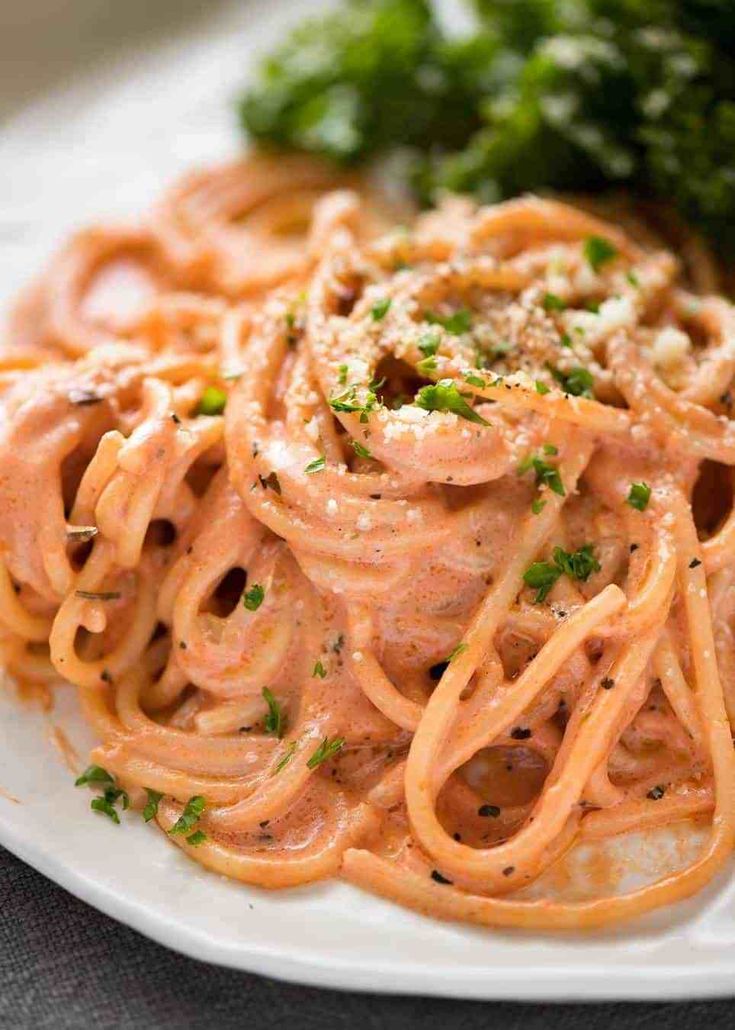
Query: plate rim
[{"left": 2, "top": 813, "right": 735, "bottom": 1002}]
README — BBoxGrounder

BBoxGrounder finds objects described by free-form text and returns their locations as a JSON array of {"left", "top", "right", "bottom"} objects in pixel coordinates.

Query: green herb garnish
[
  {"left": 523, "top": 545, "right": 600, "bottom": 603},
  {"left": 307, "top": 736, "right": 345, "bottom": 769},
  {"left": 418, "top": 331, "right": 440, "bottom": 357},
  {"left": 415, "top": 379, "right": 489, "bottom": 426},
  {"left": 549, "top": 364, "right": 595, "bottom": 398},
  {"left": 75, "top": 765, "right": 114, "bottom": 787},
  {"left": 627, "top": 481, "right": 651, "bottom": 511},
  {"left": 272, "top": 741, "right": 297, "bottom": 775},
  {"left": 243, "top": 583, "right": 265, "bottom": 611},
  {"left": 583, "top": 235, "right": 618, "bottom": 272},
  {"left": 169, "top": 795, "right": 206, "bottom": 836},
  {"left": 313, "top": 659, "right": 327, "bottom": 679},
  {"left": 352, "top": 440, "right": 372, "bottom": 459},
  {"left": 517, "top": 453, "right": 565, "bottom": 497},
  {"left": 263, "top": 687, "right": 285, "bottom": 738},
  {"left": 143, "top": 788, "right": 163, "bottom": 823},
  {"left": 542, "top": 293, "right": 566, "bottom": 312},
  {"left": 425, "top": 308, "right": 472, "bottom": 335},
  {"left": 371, "top": 297, "right": 392, "bottom": 321},
  {"left": 305, "top": 455, "right": 326, "bottom": 474},
  {"left": 196, "top": 386, "right": 227, "bottom": 417},
  {"left": 446, "top": 641, "right": 468, "bottom": 662}
]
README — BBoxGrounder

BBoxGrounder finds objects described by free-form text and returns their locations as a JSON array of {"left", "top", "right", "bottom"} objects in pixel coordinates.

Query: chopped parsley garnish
[
  {"left": 583, "top": 235, "right": 618, "bottom": 272},
  {"left": 627, "top": 481, "right": 651, "bottom": 511},
  {"left": 418, "top": 331, "right": 440, "bottom": 357},
  {"left": 425, "top": 308, "right": 472, "bottom": 335},
  {"left": 169, "top": 795, "right": 206, "bottom": 836},
  {"left": 535, "top": 380, "right": 550, "bottom": 395},
  {"left": 313, "top": 659, "right": 327, "bottom": 679},
  {"left": 626, "top": 271, "right": 640, "bottom": 288},
  {"left": 417, "top": 355, "right": 437, "bottom": 375},
  {"left": 262, "top": 687, "right": 285, "bottom": 738},
  {"left": 76, "top": 766, "right": 129, "bottom": 825},
  {"left": 305, "top": 455, "right": 326, "bottom": 474},
  {"left": 542, "top": 292, "right": 566, "bottom": 312},
  {"left": 352, "top": 440, "right": 372, "bottom": 459},
  {"left": 464, "top": 372, "right": 485, "bottom": 387},
  {"left": 90, "top": 793, "right": 123, "bottom": 824},
  {"left": 306, "top": 735, "right": 345, "bottom": 769},
  {"left": 196, "top": 386, "right": 227, "bottom": 417},
  {"left": 523, "top": 545, "right": 600, "bottom": 603},
  {"left": 272, "top": 741, "right": 297, "bottom": 775},
  {"left": 186, "top": 830, "right": 207, "bottom": 846},
  {"left": 75, "top": 590, "right": 121, "bottom": 602},
  {"left": 531, "top": 498, "right": 546, "bottom": 515},
  {"left": 517, "top": 453, "right": 565, "bottom": 497},
  {"left": 415, "top": 379, "right": 489, "bottom": 426},
  {"left": 75, "top": 765, "right": 113, "bottom": 787},
  {"left": 553, "top": 544, "right": 601, "bottom": 582},
  {"left": 371, "top": 297, "right": 392, "bottom": 321},
  {"left": 337, "top": 363, "right": 349, "bottom": 385},
  {"left": 548, "top": 364, "right": 595, "bottom": 398},
  {"left": 446, "top": 641, "right": 468, "bottom": 662},
  {"left": 329, "top": 384, "right": 378, "bottom": 423},
  {"left": 243, "top": 583, "right": 265, "bottom": 611},
  {"left": 143, "top": 788, "right": 163, "bottom": 823}
]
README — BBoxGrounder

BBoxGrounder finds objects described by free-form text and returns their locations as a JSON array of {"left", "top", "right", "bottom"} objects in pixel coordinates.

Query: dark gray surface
[{"left": 1, "top": 846, "right": 734, "bottom": 1030}]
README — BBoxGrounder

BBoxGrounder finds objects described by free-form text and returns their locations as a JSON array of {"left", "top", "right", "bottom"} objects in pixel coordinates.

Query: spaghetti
[{"left": 2, "top": 152, "right": 735, "bottom": 930}]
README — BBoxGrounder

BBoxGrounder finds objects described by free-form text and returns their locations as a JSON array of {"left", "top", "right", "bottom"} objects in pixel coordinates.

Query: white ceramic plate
[{"left": 2, "top": 0, "right": 735, "bottom": 1001}]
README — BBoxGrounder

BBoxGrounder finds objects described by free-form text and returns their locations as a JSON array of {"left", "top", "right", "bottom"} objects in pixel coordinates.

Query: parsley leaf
[
  {"left": 446, "top": 641, "right": 468, "bottom": 662},
  {"left": 552, "top": 544, "right": 601, "bottom": 582},
  {"left": 517, "top": 453, "right": 565, "bottom": 496},
  {"left": 415, "top": 379, "right": 489, "bottom": 425},
  {"left": 169, "top": 795, "right": 206, "bottom": 836},
  {"left": 583, "top": 235, "right": 618, "bottom": 272},
  {"left": 263, "top": 687, "right": 285, "bottom": 738},
  {"left": 542, "top": 292, "right": 566, "bottom": 312},
  {"left": 548, "top": 364, "right": 595, "bottom": 398},
  {"left": 313, "top": 659, "right": 327, "bottom": 679},
  {"left": 243, "top": 583, "right": 265, "bottom": 611},
  {"left": 523, "top": 561, "right": 563, "bottom": 603},
  {"left": 352, "top": 440, "right": 372, "bottom": 459},
  {"left": 418, "top": 331, "right": 440, "bottom": 357},
  {"left": 272, "top": 741, "right": 297, "bottom": 775},
  {"left": 143, "top": 788, "right": 163, "bottom": 823},
  {"left": 186, "top": 830, "right": 207, "bottom": 846},
  {"left": 305, "top": 455, "right": 326, "bottom": 474},
  {"left": 196, "top": 386, "right": 227, "bottom": 417},
  {"left": 425, "top": 308, "right": 472, "bottom": 335},
  {"left": 371, "top": 297, "right": 392, "bottom": 320},
  {"left": 524, "top": 544, "right": 600, "bottom": 603},
  {"left": 307, "top": 736, "right": 345, "bottom": 769},
  {"left": 75, "top": 765, "right": 114, "bottom": 787},
  {"left": 627, "top": 481, "right": 651, "bottom": 511}
]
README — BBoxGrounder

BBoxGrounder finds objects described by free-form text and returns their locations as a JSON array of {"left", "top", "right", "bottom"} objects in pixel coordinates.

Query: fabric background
[{"left": 2, "top": 846, "right": 734, "bottom": 1030}]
